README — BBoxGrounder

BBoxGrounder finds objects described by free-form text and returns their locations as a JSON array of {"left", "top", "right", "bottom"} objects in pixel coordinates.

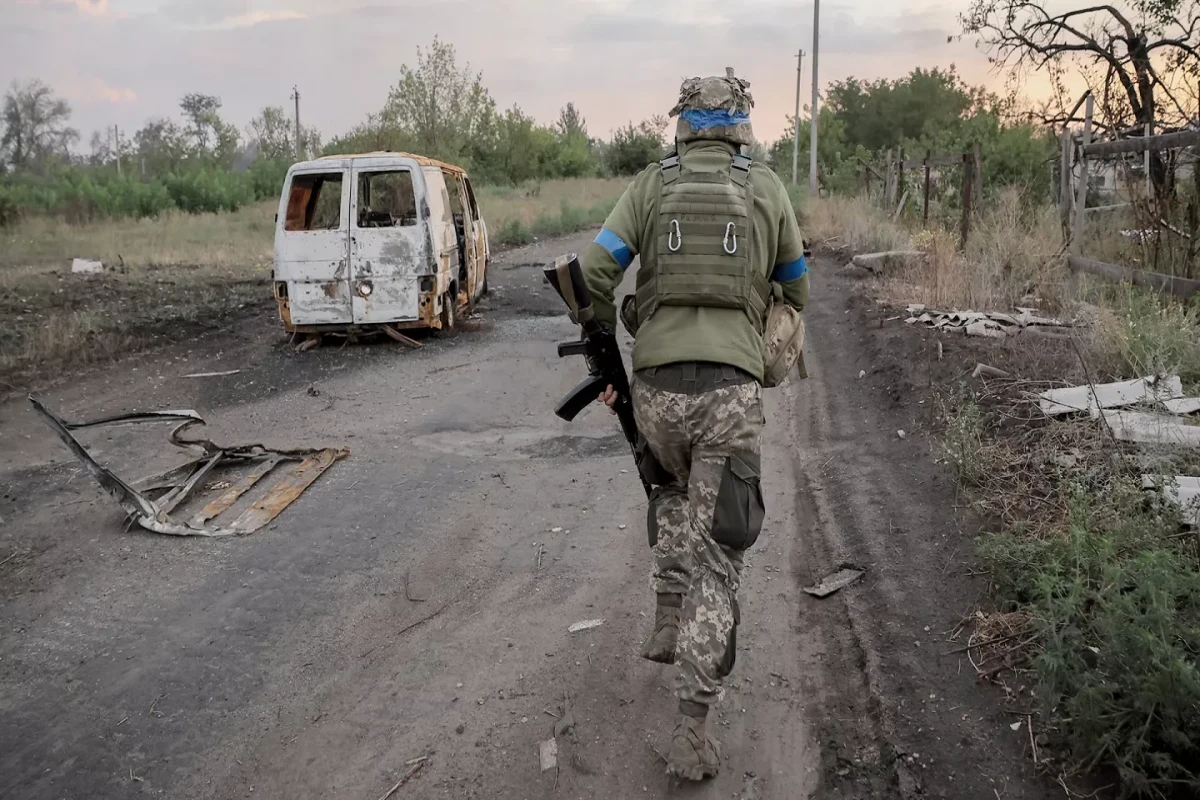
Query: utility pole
[
  {"left": 113, "top": 124, "right": 121, "bottom": 177},
  {"left": 792, "top": 49, "right": 804, "bottom": 185},
  {"left": 292, "top": 86, "right": 303, "bottom": 161},
  {"left": 809, "top": 0, "right": 820, "bottom": 195}
]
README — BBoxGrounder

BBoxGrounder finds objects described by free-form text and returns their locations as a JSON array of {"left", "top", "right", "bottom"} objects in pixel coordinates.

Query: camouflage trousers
[{"left": 631, "top": 362, "right": 766, "bottom": 707}]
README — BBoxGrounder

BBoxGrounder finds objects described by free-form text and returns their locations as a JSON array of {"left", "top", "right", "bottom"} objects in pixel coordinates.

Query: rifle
[{"left": 543, "top": 254, "right": 668, "bottom": 498}]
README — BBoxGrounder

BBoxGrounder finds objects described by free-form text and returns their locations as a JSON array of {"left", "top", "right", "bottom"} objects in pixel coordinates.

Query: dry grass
[
  {"left": 800, "top": 194, "right": 913, "bottom": 253},
  {"left": 0, "top": 201, "right": 277, "bottom": 270},
  {"left": 477, "top": 177, "right": 629, "bottom": 231}
]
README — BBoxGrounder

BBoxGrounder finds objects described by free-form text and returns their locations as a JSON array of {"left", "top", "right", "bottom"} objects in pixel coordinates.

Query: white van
[{"left": 271, "top": 151, "right": 490, "bottom": 335}]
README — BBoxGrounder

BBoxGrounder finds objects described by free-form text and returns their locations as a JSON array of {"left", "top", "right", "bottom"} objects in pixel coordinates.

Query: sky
[{"left": 1, "top": 0, "right": 1028, "bottom": 150}]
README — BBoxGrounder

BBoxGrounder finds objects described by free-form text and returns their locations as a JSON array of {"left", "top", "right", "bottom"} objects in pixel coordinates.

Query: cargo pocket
[{"left": 710, "top": 454, "right": 766, "bottom": 551}]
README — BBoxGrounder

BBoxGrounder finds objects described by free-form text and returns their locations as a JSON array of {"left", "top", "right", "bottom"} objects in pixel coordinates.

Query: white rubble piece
[
  {"left": 1142, "top": 475, "right": 1200, "bottom": 526},
  {"left": 850, "top": 251, "right": 929, "bottom": 274},
  {"left": 539, "top": 738, "right": 558, "bottom": 772},
  {"left": 1038, "top": 375, "right": 1184, "bottom": 418},
  {"left": 1109, "top": 411, "right": 1200, "bottom": 447},
  {"left": 1162, "top": 398, "right": 1200, "bottom": 415},
  {"left": 903, "top": 304, "right": 1071, "bottom": 339},
  {"left": 568, "top": 619, "right": 605, "bottom": 633},
  {"left": 71, "top": 258, "right": 104, "bottom": 274}
]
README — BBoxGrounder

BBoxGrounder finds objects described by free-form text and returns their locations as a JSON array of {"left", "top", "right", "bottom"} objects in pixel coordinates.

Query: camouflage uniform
[{"left": 633, "top": 364, "right": 764, "bottom": 706}]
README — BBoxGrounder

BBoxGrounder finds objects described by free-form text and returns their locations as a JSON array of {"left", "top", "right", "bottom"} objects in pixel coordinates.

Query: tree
[
  {"left": 960, "top": 0, "right": 1200, "bottom": 198},
  {"left": 826, "top": 67, "right": 984, "bottom": 153},
  {"left": 133, "top": 118, "right": 189, "bottom": 176},
  {"left": 179, "top": 93, "right": 239, "bottom": 164},
  {"left": 1, "top": 79, "right": 78, "bottom": 171},
  {"left": 382, "top": 36, "right": 497, "bottom": 163},
  {"left": 556, "top": 103, "right": 588, "bottom": 140},
  {"left": 247, "top": 105, "right": 321, "bottom": 161},
  {"left": 606, "top": 120, "right": 666, "bottom": 176}
]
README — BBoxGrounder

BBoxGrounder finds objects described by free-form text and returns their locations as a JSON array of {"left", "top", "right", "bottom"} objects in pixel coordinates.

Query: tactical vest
[{"left": 634, "top": 151, "right": 771, "bottom": 333}]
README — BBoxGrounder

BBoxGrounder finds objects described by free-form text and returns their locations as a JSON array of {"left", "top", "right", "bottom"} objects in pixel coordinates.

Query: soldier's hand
[{"left": 597, "top": 385, "right": 618, "bottom": 415}]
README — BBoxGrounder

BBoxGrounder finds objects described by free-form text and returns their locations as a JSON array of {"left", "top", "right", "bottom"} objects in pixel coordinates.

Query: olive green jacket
[{"left": 581, "top": 140, "right": 809, "bottom": 383}]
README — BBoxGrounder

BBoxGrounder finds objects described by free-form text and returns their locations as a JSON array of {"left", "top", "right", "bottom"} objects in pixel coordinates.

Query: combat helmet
[{"left": 669, "top": 67, "right": 755, "bottom": 147}]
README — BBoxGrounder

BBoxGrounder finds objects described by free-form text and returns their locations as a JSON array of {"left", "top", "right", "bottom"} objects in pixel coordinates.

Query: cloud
[
  {"left": 198, "top": 10, "right": 307, "bottom": 29},
  {"left": 63, "top": 77, "right": 138, "bottom": 104},
  {"left": 14, "top": 0, "right": 113, "bottom": 15}
]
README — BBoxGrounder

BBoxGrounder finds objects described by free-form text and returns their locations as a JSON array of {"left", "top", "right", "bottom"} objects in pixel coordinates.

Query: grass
[
  {"left": 477, "top": 177, "right": 628, "bottom": 246},
  {"left": 942, "top": 383, "right": 1200, "bottom": 797},
  {"left": 0, "top": 177, "right": 627, "bottom": 387}
]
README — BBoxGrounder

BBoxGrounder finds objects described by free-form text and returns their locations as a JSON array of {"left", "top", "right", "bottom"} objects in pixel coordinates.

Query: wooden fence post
[
  {"left": 1071, "top": 95, "right": 1094, "bottom": 255},
  {"left": 1069, "top": 94, "right": 1094, "bottom": 297},
  {"left": 973, "top": 143, "right": 983, "bottom": 214},
  {"left": 884, "top": 149, "right": 895, "bottom": 210},
  {"left": 960, "top": 151, "right": 974, "bottom": 250},
  {"left": 1059, "top": 130, "right": 1072, "bottom": 227},
  {"left": 923, "top": 150, "right": 932, "bottom": 227}
]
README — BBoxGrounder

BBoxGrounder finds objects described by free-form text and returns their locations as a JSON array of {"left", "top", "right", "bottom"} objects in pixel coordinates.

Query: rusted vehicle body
[{"left": 271, "top": 152, "right": 490, "bottom": 334}]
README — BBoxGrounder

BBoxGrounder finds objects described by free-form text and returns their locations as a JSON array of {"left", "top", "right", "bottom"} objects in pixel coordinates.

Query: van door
[
  {"left": 422, "top": 167, "right": 459, "bottom": 301},
  {"left": 444, "top": 171, "right": 480, "bottom": 303},
  {"left": 464, "top": 176, "right": 489, "bottom": 293},
  {"left": 274, "top": 168, "right": 352, "bottom": 326},
  {"left": 348, "top": 161, "right": 427, "bottom": 324}
]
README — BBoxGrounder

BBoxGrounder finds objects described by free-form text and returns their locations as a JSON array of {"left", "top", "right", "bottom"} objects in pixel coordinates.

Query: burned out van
[{"left": 271, "top": 152, "right": 489, "bottom": 335}]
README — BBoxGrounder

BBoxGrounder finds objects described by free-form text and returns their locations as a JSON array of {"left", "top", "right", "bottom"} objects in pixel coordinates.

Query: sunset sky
[{"left": 3, "top": 0, "right": 1045, "bottom": 150}]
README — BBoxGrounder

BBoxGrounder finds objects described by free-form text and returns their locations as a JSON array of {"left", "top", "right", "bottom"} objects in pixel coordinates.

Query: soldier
[{"left": 581, "top": 68, "right": 810, "bottom": 780}]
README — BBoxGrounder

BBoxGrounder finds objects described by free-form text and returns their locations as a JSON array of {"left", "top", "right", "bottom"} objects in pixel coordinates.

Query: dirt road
[{"left": 0, "top": 230, "right": 1052, "bottom": 799}]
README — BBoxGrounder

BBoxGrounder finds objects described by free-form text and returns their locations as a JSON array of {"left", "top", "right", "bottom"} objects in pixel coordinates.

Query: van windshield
[
  {"left": 285, "top": 173, "right": 343, "bottom": 231},
  {"left": 357, "top": 170, "right": 418, "bottom": 228}
]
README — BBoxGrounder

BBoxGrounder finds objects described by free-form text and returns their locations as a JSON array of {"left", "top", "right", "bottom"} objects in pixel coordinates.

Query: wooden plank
[
  {"left": 1082, "top": 129, "right": 1200, "bottom": 157},
  {"left": 1068, "top": 255, "right": 1200, "bottom": 300}
]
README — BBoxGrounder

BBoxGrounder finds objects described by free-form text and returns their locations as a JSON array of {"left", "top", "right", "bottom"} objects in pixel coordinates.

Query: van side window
[
  {"left": 463, "top": 177, "right": 481, "bottom": 218},
  {"left": 357, "top": 170, "right": 418, "bottom": 228},
  {"left": 285, "top": 173, "right": 342, "bottom": 231}
]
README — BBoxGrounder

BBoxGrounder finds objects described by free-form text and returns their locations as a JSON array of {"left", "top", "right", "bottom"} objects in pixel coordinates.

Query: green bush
[
  {"left": 497, "top": 219, "right": 532, "bottom": 246},
  {"left": 981, "top": 479, "right": 1200, "bottom": 797},
  {"left": 162, "top": 170, "right": 255, "bottom": 214}
]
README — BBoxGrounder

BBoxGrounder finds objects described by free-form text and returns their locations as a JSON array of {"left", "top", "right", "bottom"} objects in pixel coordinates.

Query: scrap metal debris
[
  {"left": 803, "top": 565, "right": 865, "bottom": 598},
  {"left": 904, "top": 305, "right": 1070, "bottom": 338},
  {"left": 29, "top": 395, "right": 348, "bottom": 537}
]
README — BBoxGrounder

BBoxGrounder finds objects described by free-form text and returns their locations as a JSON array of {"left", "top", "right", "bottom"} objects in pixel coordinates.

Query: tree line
[{"left": 6, "top": 13, "right": 1171, "bottom": 226}]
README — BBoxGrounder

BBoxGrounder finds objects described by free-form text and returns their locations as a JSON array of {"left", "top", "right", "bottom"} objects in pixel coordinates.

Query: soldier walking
[{"left": 580, "top": 68, "right": 810, "bottom": 780}]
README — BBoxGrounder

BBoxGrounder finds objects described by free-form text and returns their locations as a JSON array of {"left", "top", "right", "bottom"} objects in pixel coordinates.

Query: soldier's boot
[
  {"left": 667, "top": 700, "right": 721, "bottom": 781},
  {"left": 641, "top": 592, "right": 682, "bottom": 664}
]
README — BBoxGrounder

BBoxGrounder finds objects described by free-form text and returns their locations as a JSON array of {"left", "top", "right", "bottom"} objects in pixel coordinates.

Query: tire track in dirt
[{"left": 778, "top": 261, "right": 1052, "bottom": 799}]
